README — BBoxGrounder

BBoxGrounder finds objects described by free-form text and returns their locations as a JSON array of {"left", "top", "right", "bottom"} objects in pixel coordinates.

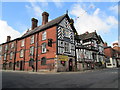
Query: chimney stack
[
  {"left": 31, "top": 18, "right": 38, "bottom": 30},
  {"left": 7, "top": 36, "right": 11, "bottom": 42},
  {"left": 104, "top": 42, "right": 108, "bottom": 47},
  {"left": 42, "top": 12, "right": 49, "bottom": 25}
]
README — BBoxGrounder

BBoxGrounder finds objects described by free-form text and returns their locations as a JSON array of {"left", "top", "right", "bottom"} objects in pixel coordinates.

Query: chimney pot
[
  {"left": 7, "top": 36, "right": 11, "bottom": 42},
  {"left": 42, "top": 12, "right": 49, "bottom": 25},
  {"left": 31, "top": 18, "right": 38, "bottom": 30}
]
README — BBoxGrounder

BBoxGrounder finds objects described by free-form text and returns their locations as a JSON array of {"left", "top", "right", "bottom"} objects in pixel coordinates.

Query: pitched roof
[
  {"left": 79, "top": 32, "right": 97, "bottom": 40},
  {"left": 21, "top": 14, "right": 67, "bottom": 38}
]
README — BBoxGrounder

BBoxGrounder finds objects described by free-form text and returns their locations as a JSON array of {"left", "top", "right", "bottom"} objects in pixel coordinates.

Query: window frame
[
  {"left": 30, "top": 46, "right": 34, "bottom": 56},
  {"left": 41, "top": 43, "right": 47, "bottom": 53},
  {"left": 30, "top": 35, "right": 34, "bottom": 44},
  {"left": 20, "top": 49, "right": 24, "bottom": 58},
  {"left": 21, "top": 40, "right": 24, "bottom": 47},
  {"left": 41, "top": 57, "right": 46, "bottom": 65},
  {"left": 10, "top": 52, "right": 13, "bottom": 60},
  {"left": 42, "top": 31, "right": 47, "bottom": 40}
]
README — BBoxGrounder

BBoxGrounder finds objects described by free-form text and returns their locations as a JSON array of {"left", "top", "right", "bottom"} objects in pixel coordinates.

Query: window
[
  {"left": 42, "top": 43, "right": 46, "bottom": 53},
  {"left": 31, "top": 35, "right": 34, "bottom": 44},
  {"left": 16, "top": 61, "right": 19, "bottom": 67},
  {"left": 20, "top": 49, "right": 24, "bottom": 57},
  {"left": 42, "top": 31, "right": 46, "bottom": 40},
  {"left": 0, "top": 55, "right": 1, "bottom": 60},
  {"left": 4, "top": 53, "right": 7, "bottom": 60},
  {"left": 41, "top": 57, "right": 46, "bottom": 65},
  {"left": 0, "top": 46, "right": 2, "bottom": 52},
  {"left": 64, "top": 42, "right": 70, "bottom": 52},
  {"left": 64, "top": 29, "right": 70, "bottom": 38},
  {"left": 10, "top": 52, "right": 13, "bottom": 60},
  {"left": 30, "top": 46, "right": 34, "bottom": 56},
  {"left": 29, "top": 58, "right": 34, "bottom": 67},
  {"left": 5, "top": 45, "right": 8, "bottom": 51},
  {"left": 11, "top": 43, "right": 14, "bottom": 48},
  {"left": 9, "top": 62, "right": 12, "bottom": 68},
  {"left": 21, "top": 40, "right": 24, "bottom": 47}
]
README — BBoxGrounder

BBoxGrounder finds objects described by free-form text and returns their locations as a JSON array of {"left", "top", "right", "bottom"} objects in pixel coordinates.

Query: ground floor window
[
  {"left": 16, "top": 61, "right": 19, "bottom": 67},
  {"left": 9, "top": 62, "right": 12, "bottom": 68},
  {"left": 41, "top": 57, "right": 46, "bottom": 65}
]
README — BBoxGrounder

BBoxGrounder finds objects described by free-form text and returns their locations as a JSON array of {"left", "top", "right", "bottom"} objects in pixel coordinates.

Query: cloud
[
  {"left": 25, "top": 0, "right": 44, "bottom": 19},
  {"left": 52, "top": 0, "right": 63, "bottom": 8},
  {"left": 109, "top": 4, "right": 118, "bottom": 14},
  {"left": 70, "top": 4, "right": 118, "bottom": 34},
  {"left": 0, "top": 20, "right": 21, "bottom": 44}
]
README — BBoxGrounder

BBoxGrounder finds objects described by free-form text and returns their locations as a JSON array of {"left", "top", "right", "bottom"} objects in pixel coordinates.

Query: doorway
[
  {"left": 20, "top": 61, "right": 23, "bottom": 70},
  {"left": 69, "top": 59, "right": 73, "bottom": 71}
]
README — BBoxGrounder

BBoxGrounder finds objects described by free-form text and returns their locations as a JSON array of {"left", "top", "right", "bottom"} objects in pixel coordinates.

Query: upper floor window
[
  {"left": 5, "top": 44, "right": 8, "bottom": 51},
  {"left": 0, "top": 55, "right": 2, "bottom": 61},
  {"left": 64, "top": 29, "right": 70, "bottom": 38},
  {"left": 11, "top": 42, "right": 14, "bottom": 48},
  {"left": 30, "top": 46, "right": 34, "bottom": 56},
  {"left": 20, "top": 49, "right": 24, "bottom": 57},
  {"left": 21, "top": 40, "right": 24, "bottom": 47},
  {"left": 64, "top": 42, "right": 70, "bottom": 52},
  {"left": 42, "top": 43, "right": 46, "bottom": 53},
  {"left": 42, "top": 31, "right": 46, "bottom": 40},
  {"left": 10, "top": 52, "right": 13, "bottom": 60},
  {"left": 31, "top": 35, "right": 34, "bottom": 44},
  {"left": 0, "top": 46, "right": 2, "bottom": 52},
  {"left": 4, "top": 53, "right": 7, "bottom": 60}
]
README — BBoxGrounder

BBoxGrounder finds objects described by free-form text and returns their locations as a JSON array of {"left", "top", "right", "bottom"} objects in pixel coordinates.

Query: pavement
[{"left": 1, "top": 68, "right": 109, "bottom": 74}]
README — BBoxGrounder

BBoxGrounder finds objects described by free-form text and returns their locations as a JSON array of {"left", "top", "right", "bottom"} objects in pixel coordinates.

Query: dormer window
[
  {"left": 42, "top": 31, "right": 46, "bottom": 40},
  {"left": 21, "top": 40, "right": 24, "bottom": 47},
  {"left": 30, "top": 35, "right": 34, "bottom": 44}
]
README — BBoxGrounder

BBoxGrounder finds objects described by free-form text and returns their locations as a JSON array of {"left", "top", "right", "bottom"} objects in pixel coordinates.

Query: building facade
[
  {"left": 75, "top": 31, "right": 105, "bottom": 71},
  {"left": 0, "top": 12, "right": 77, "bottom": 72},
  {"left": 104, "top": 42, "right": 120, "bottom": 68}
]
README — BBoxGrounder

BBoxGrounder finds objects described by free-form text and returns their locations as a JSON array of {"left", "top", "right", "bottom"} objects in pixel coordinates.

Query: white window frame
[
  {"left": 42, "top": 31, "right": 46, "bottom": 40},
  {"left": 11, "top": 43, "right": 14, "bottom": 48},
  {"left": 20, "top": 49, "right": 24, "bottom": 57},
  {"left": 21, "top": 40, "right": 24, "bottom": 47},
  {"left": 30, "top": 46, "right": 34, "bottom": 56},
  {"left": 10, "top": 52, "right": 13, "bottom": 60},
  {"left": 30, "top": 35, "right": 34, "bottom": 44},
  {"left": 0, "top": 46, "right": 2, "bottom": 53},
  {"left": 42, "top": 43, "right": 46, "bottom": 53},
  {"left": 0, "top": 55, "right": 2, "bottom": 61},
  {"left": 4, "top": 53, "right": 7, "bottom": 60},
  {"left": 5, "top": 45, "right": 8, "bottom": 51}
]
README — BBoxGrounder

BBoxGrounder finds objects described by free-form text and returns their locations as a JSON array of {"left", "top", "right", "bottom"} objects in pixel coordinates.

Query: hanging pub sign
[{"left": 57, "top": 55, "right": 68, "bottom": 61}]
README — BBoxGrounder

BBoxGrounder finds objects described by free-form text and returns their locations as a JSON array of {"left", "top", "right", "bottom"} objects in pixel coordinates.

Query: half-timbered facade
[{"left": 75, "top": 31, "right": 105, "bottom": 70}]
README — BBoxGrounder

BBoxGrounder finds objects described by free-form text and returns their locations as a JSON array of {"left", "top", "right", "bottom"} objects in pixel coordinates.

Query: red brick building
[
  {"left": 104, "top": 42, "right": 120, "bottom": 68},
  {"left": 0, "top": 12, "right": 77, "bottom": 72}
]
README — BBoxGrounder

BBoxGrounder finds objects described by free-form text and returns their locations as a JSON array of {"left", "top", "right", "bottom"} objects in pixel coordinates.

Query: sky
[{"left": 0, "top": 0, "right": 119, "bottom": 47}]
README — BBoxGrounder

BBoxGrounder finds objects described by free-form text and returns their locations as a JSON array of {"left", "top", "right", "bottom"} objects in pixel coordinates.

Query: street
[{"left": 2, "top": 68, "right": 119, "bottom": 88}]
